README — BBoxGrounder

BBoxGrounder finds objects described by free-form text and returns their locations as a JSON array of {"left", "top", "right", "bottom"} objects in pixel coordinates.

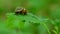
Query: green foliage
[
  {"left": 4, "top": 12, "right": 60, "bottom": 34},
  {"left": 0, "top": 12, "right": 59, "bottom": 34},
  {"left": 0, "top": 0, "right": 60, "bottom": 34},
  {"left": 5, "top": 13, "right": 40, "bottom": 34}
]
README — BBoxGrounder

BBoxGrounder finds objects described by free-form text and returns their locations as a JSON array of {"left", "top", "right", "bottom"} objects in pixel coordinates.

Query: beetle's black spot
[{"left": 15, "top": 12, "right": 20, "bottom": 15}]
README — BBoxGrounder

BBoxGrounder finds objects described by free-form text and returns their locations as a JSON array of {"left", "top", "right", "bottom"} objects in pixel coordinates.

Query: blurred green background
[
  {"left": 0, "top": 0, "right": 60, "bottom": 34},
  {"left": 0, "top": 0, "right": 60, "bottom": 19}
]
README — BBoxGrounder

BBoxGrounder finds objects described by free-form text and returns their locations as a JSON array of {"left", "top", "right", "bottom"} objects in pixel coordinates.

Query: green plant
[
  {"left": 4, "top": 12, "right": 60, "bottom": 34},
  {"left": 5, "top": 12, "right": 40, "bottom": 34}
]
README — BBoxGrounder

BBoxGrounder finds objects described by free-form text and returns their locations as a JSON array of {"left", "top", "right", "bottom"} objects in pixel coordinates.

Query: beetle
[{"left": 15, "top": 7, "right": 27, "bottom": 15}]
